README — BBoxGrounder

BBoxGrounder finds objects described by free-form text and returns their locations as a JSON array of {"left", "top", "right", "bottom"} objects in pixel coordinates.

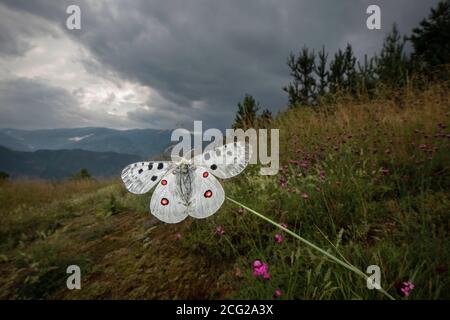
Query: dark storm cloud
[{"left": 0, "top": 0, "right": 441, "bottom": 129}]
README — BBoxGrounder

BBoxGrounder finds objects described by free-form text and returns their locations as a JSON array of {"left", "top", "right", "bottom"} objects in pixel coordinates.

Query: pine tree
[
  {"left": 258, "top": 109, "right": 273, "bottom": 128},
  {"left": 357, "top": 54, "right": 377, "bottom": 94},
  {"left": 315, "top": 46, "right": 329, "bottom": 99},
  {"left": 284, "top": 46, "right": 316, "bottom": 107},
  {"left": 233, "top": 94, "right": 260, "bottom": 130},
  {"left": 410, "top": 1, "right": 450, "bottom": 74},
  {"left": 343, "top": 44, "right": 358, "bottom": 94},
  {"left": 328, "top": 49, "right": 346, "bottom": 94},
  {"left": 375, "top": 24, "right": 410, "bottom": 86},
  {"left": 72, "top": 168, "right": 92, "bottom": 180}
]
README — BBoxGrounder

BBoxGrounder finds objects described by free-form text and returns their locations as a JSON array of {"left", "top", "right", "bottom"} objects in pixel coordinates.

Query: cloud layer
[{"left": 0, "top": 0, "right": 440, "bottom": 130}]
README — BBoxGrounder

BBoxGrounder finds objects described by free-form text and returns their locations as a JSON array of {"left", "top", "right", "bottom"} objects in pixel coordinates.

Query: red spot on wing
[
  {"left": 204, "top": 190, "right": 212, "bottom": 198},
  {"left": 161, "top": 179, "right": 167, "bottom": 185},
  {"left": 203, "top": 172, "right": 209, "bottom": 178},
  {"left": 161, "top": 198, "right": 169, "bottom": 205}
]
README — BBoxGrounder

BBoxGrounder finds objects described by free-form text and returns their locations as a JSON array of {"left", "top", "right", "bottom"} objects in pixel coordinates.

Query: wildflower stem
[{"left": 226, "top": 196, "right": 395, "bottom": 300}]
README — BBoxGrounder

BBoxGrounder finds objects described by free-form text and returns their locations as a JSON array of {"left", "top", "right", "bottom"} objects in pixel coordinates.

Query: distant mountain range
[
  {"left": 0, "top": 146, "right": 141, "bottom": 179},
  {"left": 0, "top": 127, "right": 175, "bottom": 179},
  {"left": 0, "top": 127, "right": 172, "bottom": 158}
]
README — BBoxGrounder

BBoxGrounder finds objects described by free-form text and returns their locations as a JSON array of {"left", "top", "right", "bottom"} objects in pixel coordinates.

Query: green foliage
[
  {"left": 315, "top": 47, "right": 329, "bottom": 99},
  {"left": 0, "top": 171, "right": 9, "bottom": 181},
  {"left": 284, "top": 46, "right": 317, "bottom": 107},
  {"left": 343, "top": 44, "right": 358, "bottom": 94},
  {"left": 188, "top": 84, "right": 450, "bottom": 300},
  {"left": 410, "top": 1, "right": 450, "bottom": 71},
  {"left": 375, "top": 24, "right": 411, "bottom": 87},
  {"left": 233, "top": 94, "right": 260, "bottom": 130},
  {"left": 284, "top": 2, "right": 450, "bottom": 106},
  {"left": 328, "top": 48, "right": 346, "bottom": 94},
  {"left": 233, "top": 94, "right": 273, "bottom": 130},
  {"left": 258, "top": 109, "right": 273, "bottom": 128},
  {"left": 329, "top": 44, "right": 358, "bottom": 95},
  {"left": 357, "top": 54, "right": 377, "bottom": 95},
  {"left": 71, "top": 168, "right": 92, "bottom": 180}
]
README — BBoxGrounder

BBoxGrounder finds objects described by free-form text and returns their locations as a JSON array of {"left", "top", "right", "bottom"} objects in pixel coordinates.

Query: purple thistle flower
[
  {"left": 252, "top": 260, "right": 270, "bottom": 280},
  {"left": 274, "top": 234, "right": 283, "bottom": 243},
  {"left": 215, "top": 226, "right": 225, "bottom": 236},
  {"left": 274, "top": 288, "right": 282, "bottom": 298}
]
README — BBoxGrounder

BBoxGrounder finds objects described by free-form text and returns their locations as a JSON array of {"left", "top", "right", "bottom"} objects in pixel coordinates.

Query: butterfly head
[{"left": 177, "top": 156, "right": 192, "bottom": 165}]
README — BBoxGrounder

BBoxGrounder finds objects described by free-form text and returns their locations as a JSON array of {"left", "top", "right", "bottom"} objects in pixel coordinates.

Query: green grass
[{"left": 0, "top": 83, "right": 448, "bottom": 299}]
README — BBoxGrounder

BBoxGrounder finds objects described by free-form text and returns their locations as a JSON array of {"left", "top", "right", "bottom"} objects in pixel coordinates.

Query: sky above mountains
[{"left": 0, "top": 0, "right": 440, "bottom": 130}]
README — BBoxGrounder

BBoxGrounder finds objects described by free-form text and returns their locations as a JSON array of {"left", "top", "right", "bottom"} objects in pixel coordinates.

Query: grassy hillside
[{"left": 0, "top": 84, "right": 448, "bottom": 299}]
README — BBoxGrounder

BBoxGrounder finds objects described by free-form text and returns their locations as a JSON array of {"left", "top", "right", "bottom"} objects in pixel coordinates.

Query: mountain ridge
[
  {"left": 0, "top": 127, "right": 173, "bottom": 158},
  {"left": 0, "top": 146, "right": 141, "bottom": 179}
]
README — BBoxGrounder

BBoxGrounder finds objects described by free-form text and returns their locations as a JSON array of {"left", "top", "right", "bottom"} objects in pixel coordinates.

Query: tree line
[{"left": 233, "top": 1, "right": 449, "bottom": 128}]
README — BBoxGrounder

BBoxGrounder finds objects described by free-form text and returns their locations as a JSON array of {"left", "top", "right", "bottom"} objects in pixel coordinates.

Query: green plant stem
[{"left": 226, "top": 196, "right": 395, "bottom": 300}]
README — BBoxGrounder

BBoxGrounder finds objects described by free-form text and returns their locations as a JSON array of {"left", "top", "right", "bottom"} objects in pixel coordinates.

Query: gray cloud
[
  {"left": 0, "top": 0, "right": 441, "bottom": 130},
  {"left": 0, "top": 77, "right": 84, "bottom": 129}
]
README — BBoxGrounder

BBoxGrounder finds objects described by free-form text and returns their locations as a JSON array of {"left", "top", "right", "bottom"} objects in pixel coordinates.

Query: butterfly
[{"left": 121, "top": 141, "right": 251, "bottom": 223}]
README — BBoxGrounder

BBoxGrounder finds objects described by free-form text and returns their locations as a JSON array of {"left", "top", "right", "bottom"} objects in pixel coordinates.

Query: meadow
[{"left": 0, "top": 83, "right": 449, "bottom": 299}]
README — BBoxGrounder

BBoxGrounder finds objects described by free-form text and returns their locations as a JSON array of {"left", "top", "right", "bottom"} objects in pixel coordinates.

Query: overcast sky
[{"left": 0, "top": 0, "right": 440, "bottom": 130}]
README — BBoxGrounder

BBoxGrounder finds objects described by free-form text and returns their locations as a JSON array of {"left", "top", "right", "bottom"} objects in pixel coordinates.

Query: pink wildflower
[
  {"left": 274, "top": 234, "right": 283, "bottom": 243},
  {"left": 252, "top": 260, "right": 270, "bottom": 280},
  {"left": 299, "top": 162, "right": 308, "bottom": 169},
  {"left": 319, "top": 170, "right": 326, "bottom": 179},
  {"left": 274, "top": 288, "right": 282, "bottom": 298},
  {"left": 215, "top": 226, "right": 225, "bottom": 236},
  {"left": 175, "top": 232, "right": 182, "bottom": 240},
  {"left": 279, "top": 176, "right": 287, "bottom": 187},
  {"left": 253, "top": 260, "right": 262, "bottom": 268},
  {"left": 397, "top": 280, "right": 415, "bottom": 297}
]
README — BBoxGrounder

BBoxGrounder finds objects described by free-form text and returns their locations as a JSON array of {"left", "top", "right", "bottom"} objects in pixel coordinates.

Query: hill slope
[{"left": 0, "top": 84, "right": 448, "bottom": 299}]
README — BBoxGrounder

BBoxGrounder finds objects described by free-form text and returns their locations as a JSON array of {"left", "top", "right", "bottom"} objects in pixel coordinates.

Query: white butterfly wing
[
  {"left": 121, "top": 161, "right": 172, "bottom": 194},
  {"left": 194, "top": 141, "right": 251, "bottom": 179},
  {"left": 149, "top": 170, "right": 188, "bottom": 223},
  {"left": 187, "top": 168, "right": 225, "bottom": 219}
]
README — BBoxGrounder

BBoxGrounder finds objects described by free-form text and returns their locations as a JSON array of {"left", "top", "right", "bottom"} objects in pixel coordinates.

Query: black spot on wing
[
  {"left": 138, "top": 169, "right": 143, "bottom": 174},
  {"left": 210, "top": 164, "right": 217, "bottom": 170},
  {"left": 157, "top": 163, "right": 164, "bottom": 170},
  {"left": 151, "top": 175, "right": 158, "bottom": 181},
  {"left": 148, "top": 163, "right": 153, "bottom": 170}
]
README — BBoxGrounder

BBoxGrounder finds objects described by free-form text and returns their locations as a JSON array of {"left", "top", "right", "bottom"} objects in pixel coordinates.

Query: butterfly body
[
  {"left": 121, "top": 142, "right": 250, "bottom": 223},
  {"left": 172, "top": 163, "right": 195, "bottom": 206}
]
